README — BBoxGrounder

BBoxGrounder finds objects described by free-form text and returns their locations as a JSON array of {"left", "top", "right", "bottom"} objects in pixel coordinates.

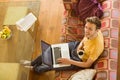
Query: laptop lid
[{"left": 41, "top": 40, "right": 53, "bottom": 66}]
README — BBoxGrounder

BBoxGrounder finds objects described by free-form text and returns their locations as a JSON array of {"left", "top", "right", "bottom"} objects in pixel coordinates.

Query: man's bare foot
[
  {"left": 20, "top": 60, "right": 31, "bottom": 66},
  {"left": 24, "top": 65, "right": 33, "bottom": 70}
]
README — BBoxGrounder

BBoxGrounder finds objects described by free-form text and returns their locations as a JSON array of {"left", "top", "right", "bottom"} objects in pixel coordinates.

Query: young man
[
  {"left": 57, "top": 16, "right": 104, "bottom": 68},
  {"left": 21, "top": 16, "right": 104, "bottom": 72}
]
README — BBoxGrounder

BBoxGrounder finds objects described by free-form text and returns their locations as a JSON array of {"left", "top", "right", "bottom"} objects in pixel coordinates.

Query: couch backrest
[{"left": 93, "top": 0, "right": 119, "bottom": 80}]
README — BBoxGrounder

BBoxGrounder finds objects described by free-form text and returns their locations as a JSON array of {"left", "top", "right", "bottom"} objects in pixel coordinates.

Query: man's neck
[{"left": 88, "top": 32, "right": 98, "bottom": 40}]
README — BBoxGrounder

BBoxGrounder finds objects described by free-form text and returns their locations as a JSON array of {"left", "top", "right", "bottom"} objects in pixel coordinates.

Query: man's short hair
[{"left": 85, "top": 16, "right": 101, "bottom": 29}]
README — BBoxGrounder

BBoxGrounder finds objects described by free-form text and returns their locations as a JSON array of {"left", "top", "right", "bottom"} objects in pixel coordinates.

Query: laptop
[{"left": 41, "top": 40, "right": 71, "bottom": 68}]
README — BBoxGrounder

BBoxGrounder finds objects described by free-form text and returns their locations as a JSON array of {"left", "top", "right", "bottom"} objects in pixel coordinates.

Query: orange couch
[{"left": 55, "top": 0, "right": 120, "bottom": 80}]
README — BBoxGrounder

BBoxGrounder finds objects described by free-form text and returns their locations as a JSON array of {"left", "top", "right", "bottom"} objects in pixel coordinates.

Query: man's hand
[
  {"left": 57, "top": 58, "right": 72, "bottom": 65},
  {"left": 57, "top": 57, "right": 94, "bottom": 68}
]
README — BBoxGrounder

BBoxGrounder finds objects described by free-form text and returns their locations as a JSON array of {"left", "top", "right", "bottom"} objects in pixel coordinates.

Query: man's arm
[
  {"left": 69, "top": 57, "right": 94, "bottom": 68},
  {"left": 57, "top": 57, "right": 94, "bottom": 68}
]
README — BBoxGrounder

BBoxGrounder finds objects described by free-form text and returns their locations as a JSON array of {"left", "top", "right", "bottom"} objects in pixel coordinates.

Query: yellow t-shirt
[{"left": 82, "top": 30, "right": 104, "bottom": 62}]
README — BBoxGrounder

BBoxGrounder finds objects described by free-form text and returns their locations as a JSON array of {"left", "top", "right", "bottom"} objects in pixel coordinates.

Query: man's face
[{"left": 84, "top": 22, "right": 97, "bottom": 39}]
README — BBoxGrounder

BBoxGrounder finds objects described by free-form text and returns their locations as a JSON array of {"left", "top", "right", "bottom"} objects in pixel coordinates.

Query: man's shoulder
[{"left": 97, "top": 30, "right": 103, "bottom": 39}]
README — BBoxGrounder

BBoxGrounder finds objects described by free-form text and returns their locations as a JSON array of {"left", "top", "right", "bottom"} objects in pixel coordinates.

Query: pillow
[{"left": 69, "top": 69, "right": 96, "bottom": 80}]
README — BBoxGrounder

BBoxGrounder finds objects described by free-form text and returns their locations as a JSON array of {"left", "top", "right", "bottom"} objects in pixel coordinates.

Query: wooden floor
[
  {"left": 0, "top": 0, "right": 64, "bottom": 80},
  {"left": 30, "top": 0, "right": 64, "bottom": 80},
  {"left": 34, "top": 0, "right": 64, "bottom": 57}
]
